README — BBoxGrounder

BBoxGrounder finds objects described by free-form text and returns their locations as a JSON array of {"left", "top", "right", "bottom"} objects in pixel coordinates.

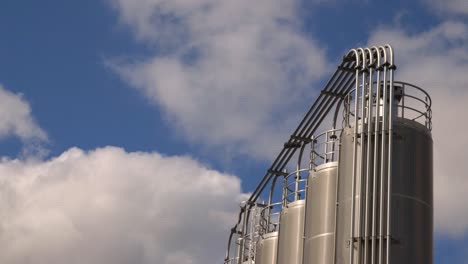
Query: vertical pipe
[
  {"left": 386, "top": 45, "right": 395, "bottom": 264},
  {"left": 332, "top": 99, "right": 344, "bottom": 161},
  {"left": 227, "top": 205, "right": 248, "bottom": 264},
  {"left": 348, "top": 49, "right": 361, "bottom": 264},
  {"left": 332, "top": 140, "right": 342, "bottom": 264},
  {"left": 296, "top": 144, "right": 306, "bottom": 201},
  {"left": 236, "top": 237, "right": 242, "bottom": 264},
  {"left": 364, "top": 47, "right": 374, "bottom": 264},
  {"left": 268, "top": 176, "right": 279, "bottom": 230},
  {"left": 401, "top": 84, "right": 405, "bottom": 119},
  {"left": 282, "top": 177, "right": 287, "bottom": 207},
  {"left": 425, "top": 96, "right": 429, "bottom": 129},
  {"left": 347, "top": 91, "right": 352, "bottom": 127},
  {"left": 357, "top": 47, "right": 367, "bottom": 264},
  {"left": 238, "top": 205, "right": 249, "bottom": 264},
  {"left": 325, "top": 131, "right": 329, "bottom": 162},
  {"left": 247, "top": 207, "right": 256, "bottom": 264},
  {"left": 371, "top": 46, "right": 381, "bottom": 264},
  {"left": 310, "top": 137, "right": 316, "bottom": 170},
  {"left": 378, "top": 46, "right": 388, "bottom": 264}
]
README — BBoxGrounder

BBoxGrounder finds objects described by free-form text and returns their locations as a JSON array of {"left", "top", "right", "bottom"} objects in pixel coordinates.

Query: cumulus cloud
[
  {"left": 368, "top": 20, "right": 468, "bottom": 237},
  {"left": 423, "top": 0, "right": 468, "bottom": 16},
  {"left": 0, "top": 146, "right": 246, "bottom": 264},
  {"left": 108, "top": 0, "right": 328, "bottom": 159},
  {"left": 0, "top": 84, "right": 46, "bottom": 143}
]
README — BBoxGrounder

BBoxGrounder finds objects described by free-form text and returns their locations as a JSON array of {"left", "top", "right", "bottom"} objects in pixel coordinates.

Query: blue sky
[{"left": 0, "top": 0, "right": 467, "bottom": 263}]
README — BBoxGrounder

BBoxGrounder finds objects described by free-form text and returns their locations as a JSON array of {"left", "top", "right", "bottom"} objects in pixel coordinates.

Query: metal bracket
[
  {"left": 284, "top": 141, "right": 302, "bottom": 149},
  {"left": 267, "top": 169, "right": 289, "bottom": 177},
  {"left": 338, "top": 65, "right": 355, "bottom": 72},
  {"left": 321, "top": 90, "right": 346, "bottom": 98},
  {"left": 290, "top": 135, "right": 313, "bottom": 143}
]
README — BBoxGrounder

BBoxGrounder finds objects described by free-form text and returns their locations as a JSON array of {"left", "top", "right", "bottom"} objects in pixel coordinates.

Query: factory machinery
[{"left": 224, "top": 45, "right": 433, "bottom": 264}]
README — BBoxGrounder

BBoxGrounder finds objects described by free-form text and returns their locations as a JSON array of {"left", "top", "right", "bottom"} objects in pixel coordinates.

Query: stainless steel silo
[
  {"left": 335, "top": 79, "right": 433, "bottom": 264},
  {"left": 277, "top": 200, "right": 305, "bottom": 264},
  {"left": 335, "top": 118, "right": 432, "bottom": 264},
  {"left": 255, "top": 232, "right": 279, "bottom": 264},
  {"left": 303, "top": 162, "right": 339, "bottom": 264},
  {"left": 223, "top": 45, "right": 434, "bottom": 264}
]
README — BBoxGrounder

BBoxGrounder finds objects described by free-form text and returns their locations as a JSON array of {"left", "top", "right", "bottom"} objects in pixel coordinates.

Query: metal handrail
[
  {"left": 258, "top": 202, "right": 282, "bottom": 234},
  {"left": 344, "top": 81, "right": 432, "bottom": 130},
  {"left": 310, "top": 128, "right": 342, "bottom": 168},
  {"left": 224, "top": 257, "right": 239, "bottom": 264},
  {"left": 282, "top": 168, "right": 308, "bottom": 204}
]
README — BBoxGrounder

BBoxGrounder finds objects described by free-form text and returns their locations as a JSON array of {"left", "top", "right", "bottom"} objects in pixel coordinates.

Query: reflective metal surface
[
  {"left": 223, "top": 45, "right": 434, "bottom": 264},
  {"left": 277, "top": 200, "right": 305, "bottom": 264},
  {"left": 303, "top": 162, "right": 338, "bottom": 264},
  {"left": 335, "top": 119, "right": 432, "bottom": 264},
  {"left": 255, "top": 232, "right": 279, "bottom": 264}
]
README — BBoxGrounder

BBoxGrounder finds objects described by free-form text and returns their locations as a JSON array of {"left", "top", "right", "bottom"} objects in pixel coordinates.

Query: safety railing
[
  {"left": 225, "top": 202, "right": 265, "bottom": 264},
  {"left": 282, "top": 169, "right": 308, "bottom": 205},
  {"left": 310, "top": 128, "right": 342, "bottom": 169},
  {"left": 224, "top": 257, "right": 238, "bottom": 264},
  {"left": 343, "top": 81, "right": 432, "bottom": 130},
  {"left": 258, "top": 201, "right": 282, "bottom": 234},
  {"left": 396, "top": 81, "right": 432, "bottom": 130}
]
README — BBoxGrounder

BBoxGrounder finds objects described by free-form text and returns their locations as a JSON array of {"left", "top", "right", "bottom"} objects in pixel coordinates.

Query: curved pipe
[
  {"left": 378, "top": 45, "right": 388, "bottom": 264},
  {"left": 348, "top": 48, "right": 362, "bottom": 264},
  {"left": 385, "top": 44, "right": 395, "bottom": 264},
  {"left": 225, "top": 206, "right": 246, "bottom": 263},
  {"left": 238, "top": 205, "right": 252, "bottom": 263},
  {"left": 356, "top": 47, "right": 367, "bottom": 264},
  {"left": 347, "top": 49, "right": 361, "bottom": 70},
  {"left": 363, "top": 47, "right": 374, "bottom": 264},
  {"left": 370, "top": 45, "right": 381, "bottom": 264},
  {"left": 247, "top": 60, "right": 356, "bottom": 206},
  {"left": 371, "top": 46, "right": 383, "bottom": 264}
]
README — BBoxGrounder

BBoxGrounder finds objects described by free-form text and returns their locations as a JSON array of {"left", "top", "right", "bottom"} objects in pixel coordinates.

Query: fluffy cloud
[
  {"left": 368, "top": 21, "right": 468, "bottom": 237},
  {"left": 108, "top": 0, "right": 328, "bottom": 159},
  {"left": 0, "top": 85, "right": 46, "bottom": 143},
  {"left": 0, "top": 146, "right": 246, "bottom": 264},
  {"left": 423, "top": 0, "right": 468, "bottom": 16}
]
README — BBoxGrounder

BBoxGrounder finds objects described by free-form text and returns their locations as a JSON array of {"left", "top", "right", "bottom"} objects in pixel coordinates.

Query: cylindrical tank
[
  {"left": 335, "top": 118, "right": 433, "bottom": 264},
  {"left": 255, "top": 232, "right": 278, "bottom": 264},
  {"left": 277, "top": 200, "right": 305, "bottom": 264},
  {"left": 303, "top": 162, "right": 338, "bottom": 264}
]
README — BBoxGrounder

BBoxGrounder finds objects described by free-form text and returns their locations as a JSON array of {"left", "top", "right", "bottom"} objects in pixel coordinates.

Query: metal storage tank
[
  {"left": 277, "top": 200, "right": 305, "bottom": 264},
  {"left": 255, "top": 232, "right": 278, "bottom": 264},
  {"left": 303, "top": 162, "right": 339, "bottom": 264},
  {"left": 335, "top": 118, "right": 433, "bottom": 264},
  {"left": 223, "top": 45, "right": 434, "bottom": 264}
]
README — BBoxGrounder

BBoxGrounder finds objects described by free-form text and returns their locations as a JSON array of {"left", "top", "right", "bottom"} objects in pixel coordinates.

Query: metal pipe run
[
  {"left": 224, "top": 44, "right": 433, "bottom": 264},
  {"left": 348, "top": 48, "right": 361, "bottom": 264},
  {"left": 386, "top": 44, "right": 395, "bottom": 264},
  {"left": 225, "top": 206, "right": 246, "bottom": 263},
  {"left": 357, "top": 47, "right": 367, "bottom": 264},
  {"left": 364, "top": 47, "right": 375, "bottom": 264},
  {"left": 247, "top": 60, "right": 356, "bottom": 206},
  {"left": 238, "top": 204, "right": 250, "bottom": 263},
  {"left": 371, "top": 45, "right": 382, "bottom": 264},
  {"left": 378, "top": 45, "right": 388, "bottom": 264}
]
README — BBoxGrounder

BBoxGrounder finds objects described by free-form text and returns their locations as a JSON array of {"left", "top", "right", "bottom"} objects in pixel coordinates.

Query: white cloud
[
  {"left": 423, "top": 0, "right": 468, "bottom": 16},
  {"left": 108, "top": 0, "right": 328, "bottom": 159},
  {"left": 368, "top": 20, "right": 468, "bottom": 237},
  {"left": 0, "top": 84, "right": 46, "bottom": 143},
  {"left": 0, "top": 146, "right": 246, "bottom": 264}
]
